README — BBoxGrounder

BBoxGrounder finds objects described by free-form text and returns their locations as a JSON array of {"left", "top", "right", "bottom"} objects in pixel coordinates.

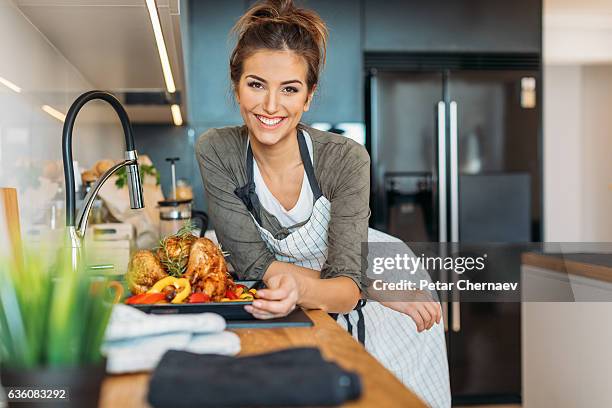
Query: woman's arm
[{"left": 248, "top": 261, "right": 360, "bottom": 318}]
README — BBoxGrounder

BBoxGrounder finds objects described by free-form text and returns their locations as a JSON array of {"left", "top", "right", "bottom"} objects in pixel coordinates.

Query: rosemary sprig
[{"left": 156, "top": 221, "right": 197, "bottom": 277}]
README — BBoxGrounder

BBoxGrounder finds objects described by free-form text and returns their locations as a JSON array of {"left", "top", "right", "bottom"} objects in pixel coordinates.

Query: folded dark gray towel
[{"left": 147, "top": 347, "right": 362, "bottom": 407}]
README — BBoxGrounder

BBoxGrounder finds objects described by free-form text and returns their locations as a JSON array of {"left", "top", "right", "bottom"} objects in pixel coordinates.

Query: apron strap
[
  {"left": 356, "top": 300, "right": 367, "bottom": 345},
  {"left": 234, "top": 143, "right": 263, "bottom": 225},
  {"left": 235, "top": 128, "right": 323, "bottom": 223},
  {"left": 296, "top": 129, "right": 323, "bottom": 201},
  {"left": 330, "top": 299, "right": 367, "bottom": 345}
]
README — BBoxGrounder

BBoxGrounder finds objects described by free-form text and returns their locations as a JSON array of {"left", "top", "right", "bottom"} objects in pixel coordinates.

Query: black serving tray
[
  {"left": 226, "top": 308, "right": 313, "bottom": 329},
  {"left": 130, "top": 280, "right": 263, "bottom": 320},
  {"left": 130, "top": 280, "right": 314, "bottom": 327}
]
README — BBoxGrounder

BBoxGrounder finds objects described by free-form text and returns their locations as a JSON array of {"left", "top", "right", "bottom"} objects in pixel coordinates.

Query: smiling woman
[{"left": 195, "top": 1, "right": 451, "bottom": 406}]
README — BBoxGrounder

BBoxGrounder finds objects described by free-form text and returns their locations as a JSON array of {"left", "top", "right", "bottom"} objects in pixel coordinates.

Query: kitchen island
[
  {"left": 522, "top": 251, "right": 612, "bottom": 284},
  {"left": 99, "top": 309, "right": 426, "bottom": 408}
]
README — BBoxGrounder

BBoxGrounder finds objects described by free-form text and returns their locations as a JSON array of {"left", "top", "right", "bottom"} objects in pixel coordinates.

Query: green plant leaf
[
  {"left": 0, "top": 242, "right": 116, "bottom": 368},
  {"left": 115, "top": 163, "right": 160, "bottom": 189}
]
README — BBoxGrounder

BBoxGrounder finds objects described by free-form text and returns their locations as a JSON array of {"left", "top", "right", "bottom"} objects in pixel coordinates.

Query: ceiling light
[
  {"left": 42, "top": 105, "right": 66, "bottom": 122},
  {"left": 0, "top": 76, "right": 22, "bottom": 93},
  {"left": 145, "top": 0, "right": 176, "bottom": 93},
  {"left": 171, "top": 104, "right": 183, "bottom": 126}
]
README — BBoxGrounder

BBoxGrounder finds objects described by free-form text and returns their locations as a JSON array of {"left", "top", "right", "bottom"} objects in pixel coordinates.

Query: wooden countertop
[
  {"left": 99, "top": 309, "right": 426, "bottom": 408},
  {"left": 522, "top": 252, "right": 612, "bottom": 283}
]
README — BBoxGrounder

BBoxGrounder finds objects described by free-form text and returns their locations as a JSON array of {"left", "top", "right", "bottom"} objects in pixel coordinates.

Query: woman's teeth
[{"left": 256, "top": 115, "right": 284, "bottom": 127}]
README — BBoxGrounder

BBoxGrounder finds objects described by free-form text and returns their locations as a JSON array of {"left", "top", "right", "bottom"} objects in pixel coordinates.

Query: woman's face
[{"left": 235, "top": 49, "right": 314, "bottom": 146}]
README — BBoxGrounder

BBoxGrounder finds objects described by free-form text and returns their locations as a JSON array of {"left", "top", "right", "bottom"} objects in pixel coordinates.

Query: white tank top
[{"left": 253, "top": 131, "right": 314, "bottom": 227}]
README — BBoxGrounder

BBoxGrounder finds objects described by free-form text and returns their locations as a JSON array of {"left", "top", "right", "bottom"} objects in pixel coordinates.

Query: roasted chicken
[
  {"left": 126, "top": 250, "right": 168, "bottom": 295},
  {"left": 184, "top": 237, "right": 231, "bottom": 301},
  {"left": 156, "top": 232, "right": 196, "bottom": 276}
]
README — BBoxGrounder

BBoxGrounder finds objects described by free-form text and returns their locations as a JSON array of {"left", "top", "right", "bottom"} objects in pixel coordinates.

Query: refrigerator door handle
[
  {"left": 370, "top": 71, "right": 386, "bottom": 230},
  {"left": 449, "top": 101, "right": 459, "bottom": 243},
  {"left": 442, "top": 300, "right": 449, "bottom": 332},
  {"left": 449, "top": 101, "right": 461, "bottom": 332},
  {"left": 437, "top": 101, "right": 447, "bottom": 243},
  {"left": 437, "top": 101, "right": 449, "bottom": 332},
  {"left": 452, "top": 301, "right": 461, "bottom": 332}
]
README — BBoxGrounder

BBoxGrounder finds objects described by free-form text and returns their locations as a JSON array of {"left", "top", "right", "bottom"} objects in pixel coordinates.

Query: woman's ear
[{"left": 303, "top": 85, "right": 317, "bottom": 112}]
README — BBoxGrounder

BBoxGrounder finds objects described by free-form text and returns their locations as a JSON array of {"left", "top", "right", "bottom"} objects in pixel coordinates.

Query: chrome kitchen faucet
[{"left": 62, "top": 90, "right": 144, "bottom": 269}]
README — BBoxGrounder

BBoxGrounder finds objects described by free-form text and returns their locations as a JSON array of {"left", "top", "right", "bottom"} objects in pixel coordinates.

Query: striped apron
[{"left": 235, "top": 130, "right": 451, "bottom": 408}]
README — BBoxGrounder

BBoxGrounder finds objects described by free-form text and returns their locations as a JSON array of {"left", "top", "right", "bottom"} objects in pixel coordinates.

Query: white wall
[
  {"left": 544, "top": 64, "right": 612, "bottom": 242},
  {"left": 581, "top": 65, "right": 612, "bottom": 241},
  {"left": 544, "top": 14, "right": 612, "bottom": 65},
  {"left": 544, "top": 65, "right": 584, "bottom": 241},
  {"left": 0, "top": 0, "right": 124, "bottom": 228}
]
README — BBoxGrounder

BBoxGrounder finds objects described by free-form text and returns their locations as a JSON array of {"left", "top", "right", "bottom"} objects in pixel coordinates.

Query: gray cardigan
[{"left": 195, "top": 124, "right": 370, "bottom": 289}]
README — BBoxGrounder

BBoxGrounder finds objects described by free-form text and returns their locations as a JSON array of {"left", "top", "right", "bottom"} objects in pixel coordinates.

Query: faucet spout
[
  {"left": 125, "top": 150, "right": 144, "bottom": 209},
  {"left": 62, "top": 90, "right": 144, "bottom": 230}
]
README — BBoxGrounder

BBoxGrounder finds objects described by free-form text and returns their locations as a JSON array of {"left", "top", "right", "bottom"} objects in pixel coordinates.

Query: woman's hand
[
  {"left": 380, "top": 291, "right": 442, "bottom": 333},
  {"left": 244, "top": 272, "right": 301, "bottom": 319}
]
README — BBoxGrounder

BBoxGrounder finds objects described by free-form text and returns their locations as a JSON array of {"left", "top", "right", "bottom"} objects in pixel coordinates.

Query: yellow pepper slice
[
  {"left": 171, "top": 278, "right": 191, "bottom": 304},
  {"left": 148, "top": 276, "right": 179, "bottom": 294},
  {"left": 147, "top": 276, "right": 191, "bottom": 304}
]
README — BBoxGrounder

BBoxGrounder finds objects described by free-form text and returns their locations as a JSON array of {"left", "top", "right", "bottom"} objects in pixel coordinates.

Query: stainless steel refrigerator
[{"left": 366, "top": 62, "right": 542, "bottom": 404}]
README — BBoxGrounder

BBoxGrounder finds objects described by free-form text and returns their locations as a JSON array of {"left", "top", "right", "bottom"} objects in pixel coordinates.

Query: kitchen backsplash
[{"left": 0, "top": 1, "right": 125, "bottom": 229}]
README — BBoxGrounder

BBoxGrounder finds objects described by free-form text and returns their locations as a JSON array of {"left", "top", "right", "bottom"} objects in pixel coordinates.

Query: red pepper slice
[
  {"left": 188, "top": 293, "right": 211, "bottom": 303},
  {"left": 224, "top": 289, "right": 239, "bottom": 300},
  {"left": 125, "top": 294, "right": 145, "bottom": 304},
  {"left": 125, "top": 293, "right": 166, "bottom": 305}
]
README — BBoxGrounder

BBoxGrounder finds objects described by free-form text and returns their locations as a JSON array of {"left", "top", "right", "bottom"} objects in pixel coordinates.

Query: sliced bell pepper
[
  {"left": 125, "top": 293, "right": 166, "bottom": 305},
  {"left": 225, "top": 289, "right": 239, "bottom": 300},
  {"left": 188, "top": 293, "right": 211, "bottom": 303},
  {"left": 171, "top": 278, "right": 191, "bottom": 304},
  {"left": 148, "top": 276, "right": 180, "bottom": 294},
  {"left": 147, "top": 276, "right": 191, "bottom": 304}
]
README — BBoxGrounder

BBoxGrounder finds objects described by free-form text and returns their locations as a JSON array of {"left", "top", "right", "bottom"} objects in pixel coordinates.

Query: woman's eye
[
  {"left": 282, "top": 86, "right": 299, "bottom": 94},
  {"left": 247, "top": 81, "right": 264, "bottom": 89}
]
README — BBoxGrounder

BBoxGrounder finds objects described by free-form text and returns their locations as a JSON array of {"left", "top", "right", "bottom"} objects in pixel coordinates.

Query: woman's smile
[{"left": 254, "top": 114, "right": 287, "bottom": 129}]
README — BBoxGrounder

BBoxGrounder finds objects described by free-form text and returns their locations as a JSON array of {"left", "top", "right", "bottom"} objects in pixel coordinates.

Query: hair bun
[
  {"left": 253, "top": 0, "right": 294, "bottom": 19},
  {"left": 235, "top": 0, "right": 300, "bottom": 34}
]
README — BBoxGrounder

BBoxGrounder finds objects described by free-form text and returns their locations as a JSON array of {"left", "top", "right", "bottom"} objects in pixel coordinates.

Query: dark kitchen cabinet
[
  {"left": 188, "top": 0, "right": 245, "bottom": 125},
  {"left": 364, "top": 0, "right": 542, "bottom": 53},
  {"left": 300, "top": 0, "right": 363, "bottom": 122}
]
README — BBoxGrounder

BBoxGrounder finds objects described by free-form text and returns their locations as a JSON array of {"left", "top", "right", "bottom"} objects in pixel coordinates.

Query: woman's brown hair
[{"left": 230, "top": 0, "right": 328, "bottom": 92}]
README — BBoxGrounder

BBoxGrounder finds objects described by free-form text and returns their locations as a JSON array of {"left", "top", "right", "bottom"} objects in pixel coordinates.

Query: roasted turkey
[
  {"left": 126, "top": 250, "right": 168, "bottom": 294},
  {"left": 183, "top": 237, "right": 231, "bottom": 301}
]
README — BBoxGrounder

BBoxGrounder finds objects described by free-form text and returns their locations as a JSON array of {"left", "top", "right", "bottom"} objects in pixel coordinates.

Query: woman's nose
[{"left": 263, "top": 91, "right": 278, "bottom": 114}]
